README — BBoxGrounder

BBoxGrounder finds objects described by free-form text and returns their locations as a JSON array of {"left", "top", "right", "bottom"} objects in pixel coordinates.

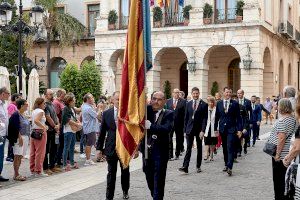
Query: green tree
[
  {"left": 211, "top": 81, "right": 219, "bottom": 96},
  {"left": 60, "top": 61, "right": 102, "bottom": 106},
  {"left": 163, "top": 80, "right": 171, "bottom": 99},
  {"left": 34, "top": 0, "right": 86, "bottom": 86}
]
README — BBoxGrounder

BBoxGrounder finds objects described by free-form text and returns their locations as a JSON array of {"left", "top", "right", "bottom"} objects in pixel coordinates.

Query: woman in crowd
[
  {"left": 283, "top": 94, "right": 300, "bottom": 199},
  {"left": 30, "top": 97, "right": 48, "bottom": 177},
  {"left": 61, "top": 93, "right": 82, "bottom": 171},
  {"left": 203, "top": 96, "right": 218, "bottom": 161},
  {"left": 269, "top": 98, "right": 297, "bottom": 199},
  {"left": 7, "top": 99, "right": 30, "bottom": 181}
]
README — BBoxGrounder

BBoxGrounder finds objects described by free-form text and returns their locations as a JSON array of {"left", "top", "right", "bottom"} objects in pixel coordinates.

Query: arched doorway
[
  {"left": 263, "top": 47, "right": 273, "bottom": 99},
  {"left": 49, "top": 57, "right": 67, "bottom": 88},
  {"left": 80, "top": 55, "right": 95, "bottom": 67},
  {"left": 155, "top": 48, "right": 188, "bottom": 95},
  {"left": 108, "top": 49, "right": 124, "bottom": 94},
  {"left": 279, "top": 60, "right": 284, "bottom": 95},
  {"left": 205, "top": 45, "right": 241, "bottom": 95},
  {"left": 228, "top": 58, "right": 241, "bottom": 93},
  {"left": 180, "top": 61, "right": 188, "bottom": 97}
]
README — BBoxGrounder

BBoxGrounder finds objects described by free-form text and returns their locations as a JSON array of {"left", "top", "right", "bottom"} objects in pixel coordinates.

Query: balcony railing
[
  {"left": 296, "top": 30, "right": 300, "bottom": 43},
  {"left": 164, "top": 11, "right": 184, "bottom": 27},
  {"left": 119, "top": 15, "right": 129, "bottom": 30},
  {"left": 214, "top": 8, "right": 237, "bottom": 23},
  {"left": 287, "top": 21, "right": 294, "bottom": 37}
]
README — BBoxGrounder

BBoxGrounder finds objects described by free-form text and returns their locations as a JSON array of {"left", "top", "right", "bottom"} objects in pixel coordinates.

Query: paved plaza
[{"left": 0, "top": 124, "right": 274, "bottom": 200}]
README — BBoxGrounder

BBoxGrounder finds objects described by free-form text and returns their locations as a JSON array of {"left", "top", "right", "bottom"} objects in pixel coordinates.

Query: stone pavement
[{"left": 0, "top": 124, "right": 275, "bottom": 200}]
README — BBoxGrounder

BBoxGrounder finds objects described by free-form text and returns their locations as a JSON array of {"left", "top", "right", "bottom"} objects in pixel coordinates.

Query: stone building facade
[{"left": 95, "top": 0, "right": 300, "bottom": 100}]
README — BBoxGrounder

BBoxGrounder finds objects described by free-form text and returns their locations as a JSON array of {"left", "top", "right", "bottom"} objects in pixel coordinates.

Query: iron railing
[
  {"left": 295, "top": 29, "right": 300, "bottom": 43},
  {"left": 214, "top": 8, "right": 237, "bottom": 23},
  {"left": 119, "top": 15, "right": 129, "bottom": 30},
  {"left": 164, "top": 11, "right": 184, "bottom": 26},
  {"left": 287, "top": 20, "right": 294, "bottom": 37}
]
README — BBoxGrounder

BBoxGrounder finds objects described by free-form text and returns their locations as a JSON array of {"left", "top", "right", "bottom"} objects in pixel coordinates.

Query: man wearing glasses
[{"left": 0, "top": 87, "right": 10, "bottom": 185}]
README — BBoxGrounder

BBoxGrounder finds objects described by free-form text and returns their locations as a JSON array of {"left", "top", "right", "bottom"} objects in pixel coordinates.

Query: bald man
[{"left": 166, "top": 88, "right": 186, "bottom": 160}]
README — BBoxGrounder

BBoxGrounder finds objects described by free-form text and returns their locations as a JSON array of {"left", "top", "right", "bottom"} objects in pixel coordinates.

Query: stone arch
[
  {"left": 204, "top": 45, "right": 241, "bottom": 94},
  {"left": 263, "top": 47, "right": 273, "bottom": 99},
  {"left": 279, "top": 60, "right": 284, "bottom": 95},
  {"left": 49, "top": 57, "right": 67, "bottom": 88},
  {"left": 80, "top": 55, "right": 95, "bottom": 67},
  {"left": 154, "top": 47, "right": 188, "bottom": 93},
  {"left": 108, "top": 49, "right": 125, "bottom": 92}
]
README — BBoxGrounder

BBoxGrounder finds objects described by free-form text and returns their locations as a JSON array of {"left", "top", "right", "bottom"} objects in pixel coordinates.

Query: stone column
[
  {"left": 146, "top": 67, "right": 161, "bottom": 100},
  {"left": 189, "top": 0, "right": 203, "bottom": 26},
  {"left": 240, "top": 67, "right": 264, "bottom": 98},
  {"left": 188, "top": 64, "right": 208, "bottom": 99}
]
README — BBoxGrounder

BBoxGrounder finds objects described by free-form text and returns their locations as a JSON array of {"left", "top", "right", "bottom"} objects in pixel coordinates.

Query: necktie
[
  {"left": 225, "top": 100, "right": 228, "bottom": 112},
  {"left": 209, "top": 110, "right": 212, "bottom": 121},
  {"left": 173, "top": 99, "right": 177, "bottom": 109},
  {"left": 252, "top": 103, "right": 255, "bottom": 110},
  {"left": 193, "top": 100, "right": 197, "bottom": 110}
]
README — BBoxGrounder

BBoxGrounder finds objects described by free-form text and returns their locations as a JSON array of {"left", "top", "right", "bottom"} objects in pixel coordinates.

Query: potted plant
[
  {"left": 183, "top": 5, "right": 192, "bottom": 26},
  {"left": 203, "top": 3, "right": 213, "bottom": 24},
  {"left": 153, "top": 6, "right": 163, "bottom": 28},
  {"left": 108, "top": 10, "right": 118, "bottom": 30},
  {"left": 236, "top": 0, "right": 244, "bottom": 22}
]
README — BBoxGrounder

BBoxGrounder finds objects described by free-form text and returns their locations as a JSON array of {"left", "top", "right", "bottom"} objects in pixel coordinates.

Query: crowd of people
[{"left": 0, "top": 84, "right": 299, "bottom": 200}]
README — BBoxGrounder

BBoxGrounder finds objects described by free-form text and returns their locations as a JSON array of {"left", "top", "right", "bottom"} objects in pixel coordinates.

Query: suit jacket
[
  {"left": 184, "top": 99, "right": 208, "bottom": 135},
  {"left": 214, "top": 99, "right": 242, "bottom": 134},
  {"left": 166, "top": 98, "right": 186, "bottom": 129},
  {"left": 140, "top": 106, "right": 174, "bottom": 159},
  {"left": 96, "top": 107, "right": 116, "bottom": 157},
  {"left": 238, "top": 104, "right": 250, "bottom": 131},
  {"left": 239, "top": 98, "right": 252, "bottom": 119},
  {"left": 250, "top": 104, "right": 262, "bottom": 123}
]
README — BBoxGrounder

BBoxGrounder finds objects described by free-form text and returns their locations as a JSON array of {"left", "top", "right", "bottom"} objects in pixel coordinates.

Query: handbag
[
  {"left": 31, "top": 129, "right": 43, "bottom": 140},
  {"left": 263, "top": 141, "right": 277, "bottom": 156},
  {"left": 70, "top": 122, "right": 82, "bottom": 133}
]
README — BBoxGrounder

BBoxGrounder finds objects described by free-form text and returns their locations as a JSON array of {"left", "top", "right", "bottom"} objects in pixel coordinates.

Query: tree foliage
[
  {"left": 163, "top": 80, "right": 172, "bottom": 99},
  {"left": 60, "top": 61, "right": 102, "bottom": 106},
  {"left": 211, "top": 81, "right": 219, "bottom": 96}
]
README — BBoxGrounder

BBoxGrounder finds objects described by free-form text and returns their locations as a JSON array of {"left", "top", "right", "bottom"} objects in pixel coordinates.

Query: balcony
[
  {"left": 164, "top": 11, "right": 184, "bottom": 27},
  {"left": 119, "top": 15, "right": 129, "bottom": 30},
  {"left": 214, "top": 8, "right": 239, "bottom": 24},
  {"left": 279, "top": 21, "right": 294, "bottom": 39}
]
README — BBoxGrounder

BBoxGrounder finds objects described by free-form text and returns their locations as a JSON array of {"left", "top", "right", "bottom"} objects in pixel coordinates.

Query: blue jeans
[
  {"left": 63, "top": 132, "right": 75, "bottom": 167},
  {"left": 80, "top": 131, "right": 85, "bottom": 154},
  {"left": 0, "top": 137, "right": 6, "bottom": 174}
]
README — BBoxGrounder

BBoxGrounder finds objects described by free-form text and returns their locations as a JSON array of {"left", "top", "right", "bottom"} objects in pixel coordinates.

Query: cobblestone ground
[{"left": 60, "top": 124, "right": 274, "bottom": 200}]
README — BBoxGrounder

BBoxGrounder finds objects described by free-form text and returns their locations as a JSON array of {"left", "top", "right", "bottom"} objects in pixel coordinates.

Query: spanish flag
[{"left": 116, "top": 0, "right": 152, "bottom": 168}]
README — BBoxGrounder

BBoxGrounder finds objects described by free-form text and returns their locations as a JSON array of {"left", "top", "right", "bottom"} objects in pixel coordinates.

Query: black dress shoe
[
  {"left": 244, "top": 149, "right": 247, "bottom": 154},
  {"left": 123, "top": 192, "right": 129, "bottom": 199},
  {"left": 0, "top": 176, "right": 9, "bottom": 182},
  {"left": 247, "top": 143, "right": 250, "bottom": 147},
  {"left": 178, "top": 167, "right": 188, "bottom": 174},
  {"left": 257, "top": 138, "right": 260, "bottom": 140},
  {"left": 196, "top": 168, "right": 202, "bottom": 173},
  {"left": 222, "top": 166, "right": 228, "bottom": 172},
  {"left": 237, "top": 152, "right": 242, "bottom": 157},
  {"left": 227, "top": 169, "right": 232, "bottom": 176}
]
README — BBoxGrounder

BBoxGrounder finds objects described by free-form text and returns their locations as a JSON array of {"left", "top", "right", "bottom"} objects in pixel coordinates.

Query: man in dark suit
[
  {"left": 237, "top": 89, "right": 252, "bottom": 154},
  {"left": 141, "top": 91, "right": 174, "bottom": 200},
  {"left": 250, "top": 96, "right": 262, "bottom": 147},
  {"left": 215, "top": 87, "right": 242, "bottom": 176},
  {"left": 165, "top": 88, "right": 186, "bottom": 160},
  {"left": 179, "top": 87, "right": 208, "bottom": 174},
  {"left": 96, "top": 92, "right": 130, "bottom": 200}
]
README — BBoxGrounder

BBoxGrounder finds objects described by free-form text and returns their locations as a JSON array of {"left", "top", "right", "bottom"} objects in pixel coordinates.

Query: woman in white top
[
  {"left": 30, "top": 97, "right": 48, "bottom": 177},
  {"left": 204, "top": 96, "right": 218, "bottom": 161}
]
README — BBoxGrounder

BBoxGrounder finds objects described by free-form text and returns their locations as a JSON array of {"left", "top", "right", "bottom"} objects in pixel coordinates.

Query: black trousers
[
  {"left": 56, "top": 127, "right": 64, "bottom": 165},
  {"left": 6, "top": 143, "right": 14, "bottom": 160},
  {"left": 43, "top": 130, "right": 57, "bottom": 170},
  {"left": 143, "top": 151, "right": 168, "bottom": 200},
  {"left": 183, "top": 132, "right": 202, "bottom": 169},
  {"left": 220, "top": 131, "right": 236, "bottom": 169},
  {"left": 272, "top": 158, "right": 289, "bottom": 200},
  {"left": 169, "top": 126, "right": 184, "bottom": 158},
  {"left": 106, "top": 154, "right": 130, "bottom": 200}
]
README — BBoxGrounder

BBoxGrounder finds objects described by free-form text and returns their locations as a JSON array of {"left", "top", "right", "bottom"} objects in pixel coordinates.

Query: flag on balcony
[
  {"left": 179, "top": 0, "right": 184, "bottom": 7},
  {"left": 116, "top": 0, "right": 152, "bottom": 169}
]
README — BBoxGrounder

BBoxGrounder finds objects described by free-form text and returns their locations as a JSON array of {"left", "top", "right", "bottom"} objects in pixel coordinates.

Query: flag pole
[{"left": 143, "top": 0, "right": 149, "bottom": 160}]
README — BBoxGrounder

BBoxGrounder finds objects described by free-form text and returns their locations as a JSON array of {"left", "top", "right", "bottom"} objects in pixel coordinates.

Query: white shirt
[
  {"left": 63, "top": 109, "right": 76, "bottom": 133},
  {"left": 223, "top": 99, "right": 230, "bottom": 112},
  {"left": 155, "top": 109, "right": 163, "bottom": 122},
  {"left": 239, "top": 98, "right": 244, "bottom": 105},
  {"left": 31, "top": 108, "right": 46, "bottom": 130},
  {"left": 0, "top": 100, "right": 8, "bottom": 137}
]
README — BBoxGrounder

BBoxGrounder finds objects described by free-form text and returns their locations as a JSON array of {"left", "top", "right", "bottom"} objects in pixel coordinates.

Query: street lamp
[
  {"left": 0, "top": 1, "right": 44, "bottom": 95},
  {"left": 242, "top": 44, "right": 253, "bottom": 70},
  {"left": 187, "top": 48, "right": 197, "bottom": 73},
  {"left": 27, "top": 56, "right": 45, "bottom": 70}
]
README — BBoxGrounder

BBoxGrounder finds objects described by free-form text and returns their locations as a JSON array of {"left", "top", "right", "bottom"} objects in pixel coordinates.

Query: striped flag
[{"left": 116, "top": 0, "right": 152, "bottom": 168}]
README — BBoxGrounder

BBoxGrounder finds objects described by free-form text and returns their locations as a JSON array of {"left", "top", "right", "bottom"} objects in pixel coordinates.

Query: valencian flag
[{"left": 116, "top": 0, "right": 152, "bottom": 168}]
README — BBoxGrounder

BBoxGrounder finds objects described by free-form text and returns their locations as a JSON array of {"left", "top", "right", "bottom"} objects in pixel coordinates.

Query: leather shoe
[
  {"left": 222, "top": 166, "right": 228, "bottom": 172},
  {"left": 178, "top": 167, "right": 188, "bottom": 174},
  {"left": 196, "top": 168, "right": 202, "bottom": 173},
  {"left": 123, "top": 192, "right": 129, "bottom": 199},
  {"left": 244, "top": 149, "right": 247, "bottom": 154},
  {"left": 0, "top": 176, "right": 9, "bottom": 182},
  {"left": 237, "top": 152, "right": 241, "bottom": 157},
  {"left": 227, "top": 169, "right": 232, "bottom": 176}
]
